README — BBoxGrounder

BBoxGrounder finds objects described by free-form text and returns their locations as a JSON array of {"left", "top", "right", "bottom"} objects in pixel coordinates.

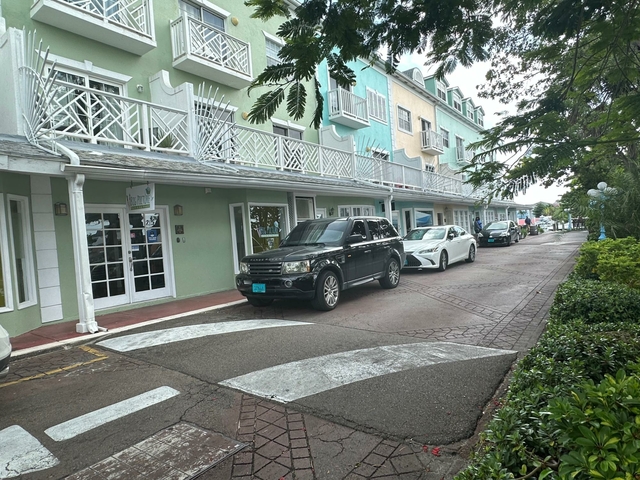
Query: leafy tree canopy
[{"left": 247, "top": 0, "right": 640, "bottom": 237}]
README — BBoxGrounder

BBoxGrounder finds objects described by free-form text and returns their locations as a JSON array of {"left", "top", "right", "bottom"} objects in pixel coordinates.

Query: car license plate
[
  {"left": 488, "top": 238, "right": 495, "bottom": 243},
  {"left": 252, "top": 283, "right": 266, "bottom": 293}
]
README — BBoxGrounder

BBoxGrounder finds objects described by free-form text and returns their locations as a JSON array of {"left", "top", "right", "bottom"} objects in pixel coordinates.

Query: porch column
[
  {"left": 68, "top": 174, "right": 98, "bottom": 333},
  {"left": 384, "top": 196, "right": 393, "bottom": 221}
]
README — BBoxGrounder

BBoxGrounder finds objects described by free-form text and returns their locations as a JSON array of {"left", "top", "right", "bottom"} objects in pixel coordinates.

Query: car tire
[
  {"left": 379, "top": 257, "right": 400, "bottom": 289},
  {"left": 506, "top": 237, "right": 512, "bottom": 247},
  {"left": 438, "top": 250, "right": 448, "bottom": 272},
  {"left": 465, "top": 245, "right": 476, "bottom": 263},
  {"left": 515, "top": 233, "right": 520, "bottom": 243},
  {"left": 311, "top": 270, "right": 340, "bottom": 311},
  {"left": 246, "top": 296, "right": 274, "bottom": 307}
]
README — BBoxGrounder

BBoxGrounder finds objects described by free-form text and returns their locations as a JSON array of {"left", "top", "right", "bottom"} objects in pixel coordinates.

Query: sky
[{"left": 398, "top": 55, "right": 568, "bottom": 207}]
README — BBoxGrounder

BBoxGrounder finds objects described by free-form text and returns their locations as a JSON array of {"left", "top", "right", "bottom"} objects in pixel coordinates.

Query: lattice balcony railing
[
  {"left": 39, "top": 79, "right": 189, "bottom": 153},
  {"left": 55, "top": 0, "right": 152, "bottom": 37},
  {"left": 171, "top": 15, "right": 250, "bottom": 76}
]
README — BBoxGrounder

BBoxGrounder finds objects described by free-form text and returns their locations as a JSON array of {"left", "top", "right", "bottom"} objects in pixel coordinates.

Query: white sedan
[
  {"left": 402, "top": 225, "right": 477, "bottom": 271},
  {"left": 0, "top": 324, "right": 11, "bottom": 380}
]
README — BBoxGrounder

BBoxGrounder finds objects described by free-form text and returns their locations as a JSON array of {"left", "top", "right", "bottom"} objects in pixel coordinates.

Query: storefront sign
[{"left": 126, "top": 184, "right": 155, "bottom": 211}]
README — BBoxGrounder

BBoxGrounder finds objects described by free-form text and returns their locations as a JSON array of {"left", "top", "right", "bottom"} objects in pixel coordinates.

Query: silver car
[{"left": 0, "top": 324, "right": 11, "bottom": 380}]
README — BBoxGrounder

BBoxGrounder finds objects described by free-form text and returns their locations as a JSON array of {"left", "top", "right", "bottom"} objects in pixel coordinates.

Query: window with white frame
[
  {"left": 0, "top": 196, "right": 12, "bottom": 312},
  {"left": 338, "top": 205, "right": 375, "bottom": 217},
  {"left": 397, "top": 106, "right": 412, "bottom": 133},
  {"left": 477, "top": 112, "right": 484, "bottom": 127},
  {"left": 424, "top": 164, "right": 435, "bottom": 172},
  {"left": 486, "top": 210, "right": 496, "bottom": 222},
  {"left": 440, "top": 127, "right": 450, "bottom": 148},
  {"left": 273, "top": 123, "right": 304, "bottom": 170},
  {"left": 265, "top": 37, "right": 282, "bottom": 67},
  {"left": 436, "top": 81, "right": 447, "bottom": 101},
  {"left": 371, "top": 149, "right": 389, "bottom": 161},
  {"left": 467, "top": 106, "right": 474, "bottom": 120},
  {"left": 367, "top": 89, "right": 387, "bottom": 123},
  {"left": 453, "top": 94, "right": 462, "bottom": 112},
  {"left": 412, "top": 69, "right": 423, "bottom": 84},
  {"left": 7, "top": 195, "right": 36, "bottom": 308},
  {"left": 179, "top": 0, "right": 225, "bottom": 31}
]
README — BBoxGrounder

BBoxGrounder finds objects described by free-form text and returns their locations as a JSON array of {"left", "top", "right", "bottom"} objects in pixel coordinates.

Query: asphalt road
[{"left": 0, "top": 229, "right": 586, "bottom": 479}]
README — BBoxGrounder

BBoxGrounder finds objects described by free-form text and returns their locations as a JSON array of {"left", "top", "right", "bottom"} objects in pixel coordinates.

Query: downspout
[
  {"left": 384, "top": 194, "right": 393, "bottom": 222},
  {"left": 57, "top": 143, "right": 102, "bottom": 334}
]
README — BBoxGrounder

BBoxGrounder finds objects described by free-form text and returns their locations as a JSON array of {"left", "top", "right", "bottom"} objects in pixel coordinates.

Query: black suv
[{"left": 235, "top": 216, "right": 405, "bottom": 310}]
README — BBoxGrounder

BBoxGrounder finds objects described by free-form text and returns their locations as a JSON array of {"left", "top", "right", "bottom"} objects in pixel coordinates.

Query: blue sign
[{"left": 147, "top": 229, "right": 158, "bottom": 243}]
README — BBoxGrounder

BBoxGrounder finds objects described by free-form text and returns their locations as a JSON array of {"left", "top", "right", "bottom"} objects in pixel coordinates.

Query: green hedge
[
  {"left": 574, "top": 238, "right": 640, "bottom": 289},
  {"left": 455, "top": 277, "right": 640, "bottom": 480}
]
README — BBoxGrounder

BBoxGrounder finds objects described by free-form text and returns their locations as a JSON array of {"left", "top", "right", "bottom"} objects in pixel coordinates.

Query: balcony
[
  {"left": 327, "top": 88, "right": 369, "bottom": 129},
  {"left": 420, "top": 130, "right": 444, "bottom": 155},
  {"left": 30, "top": 0, "right": 155, "bottom": 55},
  {"left": 456, "top": 147, "right": 474, "bottom": 165},
  {"left": 170, "top": 15, "right": 252, "bottom": 89},
  {"left": 23, "top": 69, "right": 480, "bottom": 200}
]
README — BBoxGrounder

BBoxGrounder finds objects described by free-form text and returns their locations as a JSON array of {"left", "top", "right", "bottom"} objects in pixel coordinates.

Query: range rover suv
[{"left": 236, "top": 216, "right": 405, "bottom": 310}]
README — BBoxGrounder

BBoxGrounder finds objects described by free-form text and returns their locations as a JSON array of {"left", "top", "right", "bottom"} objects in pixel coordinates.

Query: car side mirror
[{"left": 345, "top": 234, "right": 364, "bottom": 244}]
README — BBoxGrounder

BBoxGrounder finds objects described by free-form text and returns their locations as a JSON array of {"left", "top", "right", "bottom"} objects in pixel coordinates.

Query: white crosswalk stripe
[
  {"left": 220, "top": 342, "right": 516, "bottom": 402},
  {"left": 0, "top": 426, "right": 59, "bottom": 478},
  {"left": 97, "top": 319, "right": 312, "bottom": 352},
  {"left": 45, "top": 386, "right": 180, "bottom": 441}
]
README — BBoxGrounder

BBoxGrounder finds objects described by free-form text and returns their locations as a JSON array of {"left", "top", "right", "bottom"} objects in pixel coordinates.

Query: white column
[
  {"left": 384, "top": 196, "right": 393, "bottom": 221},
  {"left": 68, "top": 174, "right": 98, "bottom": 334}
]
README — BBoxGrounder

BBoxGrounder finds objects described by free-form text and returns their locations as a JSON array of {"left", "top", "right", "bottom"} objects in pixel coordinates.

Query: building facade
[{"left": 0, "top": 0, "right": 519, "bottom": 337}]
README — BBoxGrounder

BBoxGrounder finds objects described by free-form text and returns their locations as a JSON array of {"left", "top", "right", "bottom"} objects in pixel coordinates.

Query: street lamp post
[{"left": 587, "top": 182, "right": 617, "bottom": 240}]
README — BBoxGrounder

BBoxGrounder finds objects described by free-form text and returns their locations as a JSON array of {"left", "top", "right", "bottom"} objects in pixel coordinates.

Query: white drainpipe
[{"left": 57, "top": 144, "right": 102, "bottom": 334}]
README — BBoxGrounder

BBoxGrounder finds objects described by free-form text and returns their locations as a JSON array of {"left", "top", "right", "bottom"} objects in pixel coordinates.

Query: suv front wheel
[
  {"left": 311, "top": 270, "right": 340, "bottom": 311},
  {"left": 379, "top": 257, "right": 400, "bottom": 289}
]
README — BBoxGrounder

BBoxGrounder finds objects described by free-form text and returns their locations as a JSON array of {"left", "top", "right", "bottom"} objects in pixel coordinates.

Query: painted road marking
[
  {"left": 45, "top": 386, "right": 180, "bottom": 441},
  {"left": 220, "top": 342, "right": 516, "bottom": 403},
  {"left": 0, "top": 426, "right": 59, "bottom": 478},
  {"left": 97, "top": 319, "right": 312, "bottom": 352},
  {"left": 0, "top": 346, "right": 108, "bottom": 389}
]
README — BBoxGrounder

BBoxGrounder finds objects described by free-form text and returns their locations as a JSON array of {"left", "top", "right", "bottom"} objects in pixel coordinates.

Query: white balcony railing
[
  {"left": 51, "top": 0, "right": 152, "bottom": 37},
  {"left": 39, "top": 79, "right": 190, "bottom": 154},
  {"left": 420, "top": 130, "right": 444, "bottom": 154},
  {"left": 25, "top": 76, "right": 480, "bottom": 199},
  {"left": 171, "top": 15, "right": 251, "bottom": 83},
  {"left": 456, "top": 147, "right": 475, "bottom": 165},
  {"left": 327, "top": 88, "right": 369, "bottom": 128}
]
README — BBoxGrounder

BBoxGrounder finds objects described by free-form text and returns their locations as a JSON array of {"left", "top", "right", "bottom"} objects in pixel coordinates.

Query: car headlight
[
  {"left": 239, "top": 262, "right": 249, "bottom": 274},
  {"left": 282, "top": 260, "right": 311, "bottom": 274},
  {"left": 417, "top": 246, "right": 440, "bottom": 254},
  {"left": 499, "top": 232, "right": 509, "bottom": 237}
]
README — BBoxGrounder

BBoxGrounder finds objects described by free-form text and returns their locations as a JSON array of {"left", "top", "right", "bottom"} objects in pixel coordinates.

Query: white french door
[{"left": 86, "top": 206, "right": 174, "bottom": 310}]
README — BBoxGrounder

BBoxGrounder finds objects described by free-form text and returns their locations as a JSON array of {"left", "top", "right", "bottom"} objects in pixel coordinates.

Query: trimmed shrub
[
  {"left": 574, "top": 237, "right": 640, "bottom": 288},
  {"left": 549, "top": 278, "right": 640, "bottom": 324}
]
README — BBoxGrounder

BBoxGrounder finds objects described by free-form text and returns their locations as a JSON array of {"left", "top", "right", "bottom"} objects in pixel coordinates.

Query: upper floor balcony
[
  {"left": 456, "top": 146, "right": 474, "bottom": 165},
  {"left": 170, "top": 15, "right": 252, "bottom": 90},
  {"left": 420, "top": 129, "right": 444, "bottom": 155},
  {"left": 22, "top": 72, "right": 479, "bottom": 200},
  {"left": 30, "top": 0, "right": 156, "bottom": 55},
  {"left": 327, "top": 88, "right": 369, "bottom": 129}
]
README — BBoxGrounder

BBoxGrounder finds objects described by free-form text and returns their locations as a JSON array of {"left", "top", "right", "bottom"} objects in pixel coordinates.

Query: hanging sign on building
[{"left": 126, "top": 183, "right": 155, "bottom": 211}]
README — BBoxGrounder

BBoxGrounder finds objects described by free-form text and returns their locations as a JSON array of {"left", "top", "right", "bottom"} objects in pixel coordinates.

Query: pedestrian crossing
[{"left": 1, "top": 319, "right": 516, "bottom": 478}]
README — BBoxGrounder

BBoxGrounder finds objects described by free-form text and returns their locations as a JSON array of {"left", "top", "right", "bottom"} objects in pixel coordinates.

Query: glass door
[{"left": 86, "top": 207, "right": 172, "bottom": 309}]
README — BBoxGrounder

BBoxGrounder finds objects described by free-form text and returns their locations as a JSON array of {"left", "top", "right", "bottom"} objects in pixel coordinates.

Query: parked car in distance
[
  {"left": 402, "top": 225, "right": 476, "bottom": 271},
  {"left": 236, "top": 216, "right": 405, "bottom": 311},
  {"left": 477, "top": 220, "right": 520, "bottom": 247},
  {"left": 0, "top": 324, "right": 11, "bottom": 381}
]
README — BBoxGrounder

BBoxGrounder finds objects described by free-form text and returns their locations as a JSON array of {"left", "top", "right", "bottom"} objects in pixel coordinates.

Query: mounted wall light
[
  {"left": 54, "top": 202, "right": 68, "bottom": 216},
  {"left": 174, "top": 204, "right": 184, "bottom": 216},
  {"left": 241, "top": 112, "right": 249, "bottom": 120},
  {"left": 231, "top": 16, "right": 239, "bottom": 26},
  {"left": 136, "top": 84, "right": 144, "bottom": 93}
]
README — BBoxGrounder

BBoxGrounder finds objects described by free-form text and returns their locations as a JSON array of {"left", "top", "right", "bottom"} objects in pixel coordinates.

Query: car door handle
[{"left": 364, "top": 250, "right": 371, "bottom": 254}]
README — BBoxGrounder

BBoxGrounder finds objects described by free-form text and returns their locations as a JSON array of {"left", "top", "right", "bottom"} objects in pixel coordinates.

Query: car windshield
[
  {"left": 281, "top": 219, "right": 348, "bottom": 246},
  {"left": 486, "top": 221, "right": 509, "bottom": 230},
  {"left": 404, "top": 228, "right": 446, "bottom": 241}
]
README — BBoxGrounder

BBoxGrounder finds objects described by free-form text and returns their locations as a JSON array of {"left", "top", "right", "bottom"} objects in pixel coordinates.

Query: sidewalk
[{"left": 11, "top": 289, "right": 246, "bottom": 357}]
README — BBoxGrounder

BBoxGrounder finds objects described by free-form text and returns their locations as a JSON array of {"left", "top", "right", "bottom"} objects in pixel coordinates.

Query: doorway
[{"left": 85, "top": 206, "right": 174, "bottom": 310}]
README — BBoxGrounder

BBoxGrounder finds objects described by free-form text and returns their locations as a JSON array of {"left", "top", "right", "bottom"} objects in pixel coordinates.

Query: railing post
[
  {"left": 141, "top": 104, "right": 150, "bottom": 151},
  {"left": 276, "top": 135, "right": 284, "bottom": 170},
  {"left": 318, "top": 145, "right": 325, "bottom": 176},
  {"left": 351, "top": 151, "right": 356, "bottom": 179},
  {"left": 402, "top": 166, "right": 406, "bottom": 188}
]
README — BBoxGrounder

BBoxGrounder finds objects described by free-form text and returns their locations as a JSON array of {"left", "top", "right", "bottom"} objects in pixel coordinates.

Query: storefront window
[
  {"left": 415, "top": 209, "right": 434, "bottom": 227},
  {"left": 250, "top": 205, "right": 287, "bottom": 253},
  {"left": 8, "top": 196, "right": 35, "bottom": 307}
]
